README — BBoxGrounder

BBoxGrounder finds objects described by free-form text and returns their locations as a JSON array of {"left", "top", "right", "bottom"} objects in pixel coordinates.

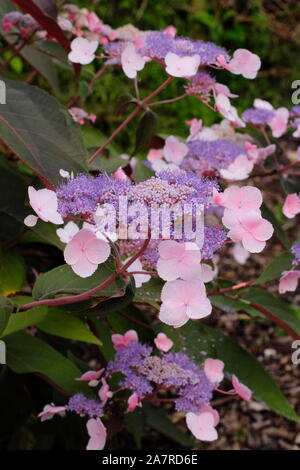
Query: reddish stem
[
  {"left": 249, "top": 302, "right": 300, "bottom": 340},
  {"left": 19, "top": 238, "right": 150, "bottom": 311},
  {"left": 148, "top": 93, "right": 187, "bottom": 107},
  {"left": 207, "top": 281, "right": 253, "bottom": 297}
]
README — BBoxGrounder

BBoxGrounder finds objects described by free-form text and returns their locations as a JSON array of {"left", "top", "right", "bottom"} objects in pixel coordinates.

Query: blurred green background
[{"left": 2, "top": 0, "right": 300, "bottom": 143}]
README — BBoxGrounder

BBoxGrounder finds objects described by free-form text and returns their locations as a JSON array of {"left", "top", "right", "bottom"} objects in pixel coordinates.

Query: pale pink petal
[
  {"left": 99, "top": 378, "right": 113, "bottom": 405},
  {"left": 252, "top": 218, "right": 273, "bottom": 241},
  {"left": 72, "top": 256, "right": 98, "bottom": 278},
  {"left": 228, "top": 49, "right": 261, "bottom": 79},
  {"left": 160, "top": 279, "right": 186, "bottom": 303},
  {"left": 64, "top": 239, "right": 82, "bottom": 265},
  {"left": 75, "top": 369, "right": 103, "bottom": 383},
  {"left": 154, "top": 333, "right": 174, "bottom": 352},
  {"left": 283, "top": 194, "right": 300, "bottom": 219},
  {"left": 269, "top": 108, "right": 289, "bottom": 138},
  {"left": 38, "top": 404, "right": 66, "bottom": 422},
  {"left": 124, "top": 330, "right": 139, "bottom": 344},
  {"left": 84, "top": 238, "right": 111, "bottom": 264},
  {"left": 24, "top": 214, "right": 38, "bottom": 227},
  {"left": 157, "top": 257, "right": 187, "bottom": 281},
  {"left": 232, "top": 375, "right": 252, "bottom": 401},
  {"left": 147, "top": 149, "right": 164, "bottom": 162},
  {"left": 86, "top": 418, "right": 107, "bottom": 450},
  {"left": 254, "top": 98, "right": 273, "bottom": 110},
  {"left": 186, "top": 297, "right": 212, "bottom": 319},
  {"left": 199, "top": 405, "right": 220, "bottom": 426},
  {"left": 121, "top": 43, "right": 146, "bottom": 79},
  {"left": 232, "top": 243, "right": 250, "bottom": 264},
  {"left": 159, "top": 301, "right": 187, "bottom": 327},
  {"left": 227, "top": 225, "right": 246, "bottom": 243},
  {"left": 186, "top": 411, "right": 218, "bottom": 441},
  {"left": 204, "top": 358, "right": 224, "bottom": 384},
  {"left": 111, "top": 330, "right": 138, "bottom": 349},
  {"left": 242, "top": 232, "right": 266, "bottom": 253},
  {"left": 163, "top": 136, "right": 188, "bottom": 164},
  {"left": 279, "top": 270, "right": 300, "bottom": 294},
  {"left": 165, "top": 52, "right": 200, "bottom": 77},
  {"left": 158, "top": 240, "right": 185, "bottom": 259},
  {"left": 126, "top": 392, "right": 140, "bottom": 413}
]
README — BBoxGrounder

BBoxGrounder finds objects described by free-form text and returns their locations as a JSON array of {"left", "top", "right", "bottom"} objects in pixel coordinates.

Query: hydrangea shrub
[{"left": 0, "top": 0, "right": 299, "bottom": 451}]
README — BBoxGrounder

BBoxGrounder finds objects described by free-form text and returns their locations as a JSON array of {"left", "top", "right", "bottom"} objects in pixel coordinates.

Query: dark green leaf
[
  {"left": 21, "top": 220, "right": 64, "bottom": 250},
  {"left": 133, "top": 159, "right": 153, "bottom": 182},
  {"left": 255, "top": 252, "right": 294, "bottom": 284},
  {"left": 32, "top": 262, "right": 125, "bottom": 300},
  {"left": 133, "top": 110, "right": 158, "bottom": 155},
  {"left": 116, "top": 93, "right": 136, "bottom": 115},
  {"left": 0, "top": 79, "right": 88, "bottom": 185},
  {"left": 82, "top": 127, "right": 127, "bottom": 174},
  {"left": 124, "top": 408, "right": 144, "bottom": 449},
  {"left": 0, "top": 295, "right": 14, "bottom": 336},
  {"left": 0, "top": 15, "right": 60, "bottom": 92},
  {"left": 0, "top": 306, "right": 48, "bottom": 337},
  {"left": 91, "top": 320, "right": 115, "bottom": 361},
  {"left": 0, "top": 248, "right": 26, "bottom": 295},
  {"left": 5, "top": 331, "right": 90, "bottom": 395},
  {"left": 34, "top": 40, "right": 68, "bottom": 62},
  {"left": 134, "top": 278, "right": 163, "bottom": 303},
  {"left": 87, "top": 279, "right": 135, "bottom": 318},
  {"left": 37, "top": 307, "right": 102, "bottom": 345},
  {"left": 241, "top": 288, "right": 300, "bottom": 337},
  {"left": 210, "top": 294, "right": 263, "bottom": 317},
  {"left": 280, "top": 176, "right": 300, "bottom": 195}
]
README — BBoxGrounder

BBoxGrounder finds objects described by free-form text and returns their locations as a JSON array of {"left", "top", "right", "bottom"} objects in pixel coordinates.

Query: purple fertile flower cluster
[
  {"left": 107, "top": 341, "right": 153, "bottom": 398},
  {"left": 56, "top": 173, "right": 131, "bottom": 217},
  {"left": 242, "top": 107, "right": 275, "bottom": 126},
  {"left": 66, "top": 393, "right": 103, "bottom": 418},
  {"left": 154, "top": 169, "right": 219, "bottom": 207},
  {"left": 200, "top": 225, "right": 227, "bottom": 260},
  {"left": 108, "top": 342, "right": 214, "bottom": 412},
  {"left": 141, "top": 32, "right": 229, "bottom": 65},
  {"left": 181, "top": 139, "right": 246, "bottom": 173},
  {"left": 161, "top": 352, "right": 214, "bottom": 412}
]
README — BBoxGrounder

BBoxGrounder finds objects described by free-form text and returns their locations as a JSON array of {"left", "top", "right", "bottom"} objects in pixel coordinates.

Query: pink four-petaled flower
[
  {"left": 64, "top": 228, "right": 111, "bottom": 278},
  {"left": 157, "top": 240, "right": 202, "bottom": 281},
  {"left": 159, "top": 279, "right": 212, "bottom": 327},
  {"left": 228, "top": 49, "right": 261, "bottom": 79},
  {"left": 165, "top": 52, "right": 200, "bottom": 77},
  {"left": 68, "top": 37, "right": 98, "bottom": 65}
]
